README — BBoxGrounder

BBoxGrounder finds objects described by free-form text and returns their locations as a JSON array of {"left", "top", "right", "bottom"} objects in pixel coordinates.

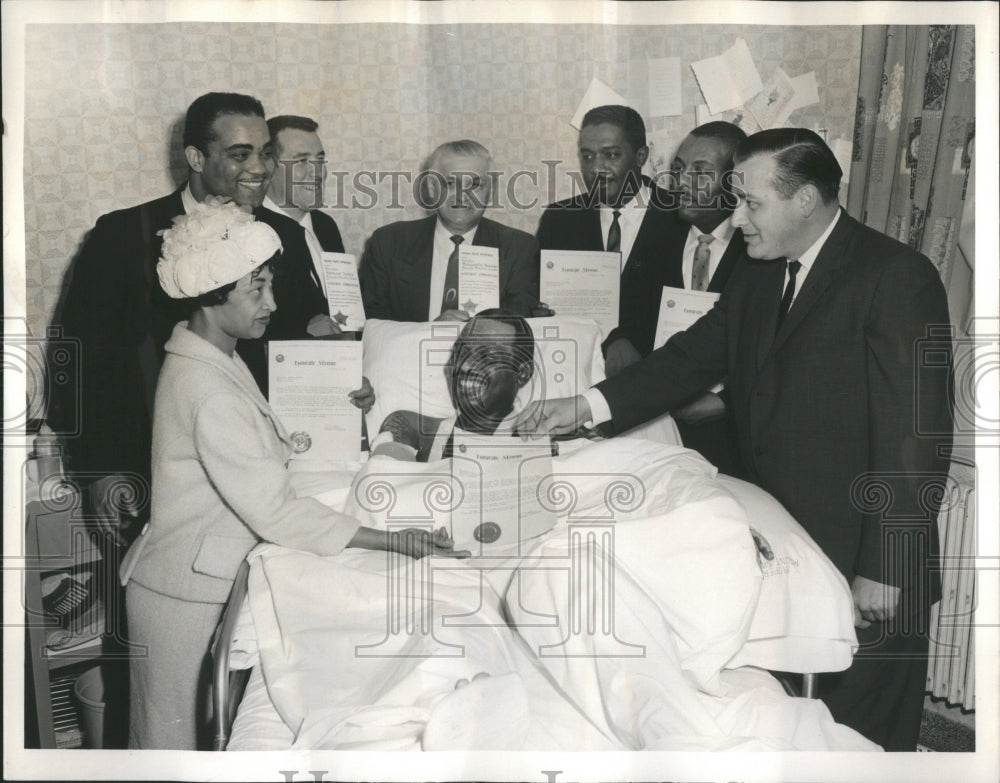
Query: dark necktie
[
  {"left": 776, "top": 259, "right": 802, "bottom": 333},
  {"left": 441, "top": 234, "right": 463, "bottom": 312},
  {"left": 606, "top": 209, "right": 622, "bottom": 253},
  {"left": 691, "top": 234, "right": 714, "bottom": 291}
]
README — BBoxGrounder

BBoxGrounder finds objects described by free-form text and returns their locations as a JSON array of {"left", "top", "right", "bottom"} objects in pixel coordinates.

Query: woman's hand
[{"left": 390, "top": 526, "right": 470, "bottom": 559}]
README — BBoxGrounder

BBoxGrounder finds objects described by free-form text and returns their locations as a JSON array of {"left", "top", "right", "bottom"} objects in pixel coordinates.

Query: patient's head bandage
[{"left": 157, "top": 197, "right": 281, "bottom": 299}]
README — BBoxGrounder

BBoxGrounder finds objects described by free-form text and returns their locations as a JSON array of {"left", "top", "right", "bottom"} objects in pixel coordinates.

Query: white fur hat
[{"left": 157, "top": 197, "right": 281, "bottom": 299}]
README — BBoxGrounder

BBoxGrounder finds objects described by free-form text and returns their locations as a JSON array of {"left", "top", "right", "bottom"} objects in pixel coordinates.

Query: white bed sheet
[{"left": 227, "top": 437, "right": 876, "bottom": 752}]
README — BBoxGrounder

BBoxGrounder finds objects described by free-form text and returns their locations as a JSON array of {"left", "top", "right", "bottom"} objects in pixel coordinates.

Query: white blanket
[{"left": 244, "top": 439, "right": 878, "bottom": 751}]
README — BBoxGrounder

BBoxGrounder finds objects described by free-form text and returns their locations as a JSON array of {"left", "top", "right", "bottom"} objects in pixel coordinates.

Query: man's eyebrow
[{"left": 225, "top": 143, "right": 254, "bottom": 153}]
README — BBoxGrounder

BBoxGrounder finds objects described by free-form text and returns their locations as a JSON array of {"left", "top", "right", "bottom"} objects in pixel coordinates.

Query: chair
[{"left": 209, "top": 559, "right": 252, "bottom": 751}]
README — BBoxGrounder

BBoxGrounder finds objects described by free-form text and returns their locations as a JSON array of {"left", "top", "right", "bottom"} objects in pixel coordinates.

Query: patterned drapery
[{"left": 847, "top": 25, "right": 975, "bottom": 321}]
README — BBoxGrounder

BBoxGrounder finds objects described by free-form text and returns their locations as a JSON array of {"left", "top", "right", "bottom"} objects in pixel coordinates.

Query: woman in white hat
[{"left": 123, "top": 199, "right": 462, "bottom": 749}]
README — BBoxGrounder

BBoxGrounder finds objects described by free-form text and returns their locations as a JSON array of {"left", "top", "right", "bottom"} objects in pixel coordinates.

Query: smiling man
[
  {"left": 52, "top": 92, "right": 330, "bottom": 556},
  {"left": 536, "top": 105, "right": 679, "bottom": 369},
  {"left": 515, "top": 128, "right": 954, "bottom": 751},
  {"left": 371, "top": 310, "right": 537, "bottom": 461},
  {"left": 359, "top": 140, "right": 541, "bottom": 322},
  {"left": 263, "top": 115, "right": 350, "bottom": 338}
]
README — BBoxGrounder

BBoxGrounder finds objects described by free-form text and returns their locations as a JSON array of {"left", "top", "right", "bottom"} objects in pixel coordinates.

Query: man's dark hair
[
  {"left": 459, "top": 308, "right": 535, "bottom": 370},
  {"left": 689, "top": 121, "right": 748, "bottom": 168},
  {"left": 734, "top": 127, "right": 842, "bottom": 204},
  {"left": 183, "top": 92, "right": 266, "bottom": 155},
  {"left": 581, "top": 105, "right": 647, "bottom": 153},
  {"left": 266, "top": 114, "right": 319, "bottom": 141}
]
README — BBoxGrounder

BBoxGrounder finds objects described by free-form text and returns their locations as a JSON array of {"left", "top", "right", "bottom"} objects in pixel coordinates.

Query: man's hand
[
  {"left": 513, "top": 395, "right": 591, "bottom": 438},
  {"left": 672, "top": 391, "right": 727, "bottom": 425},
  {"left": 434, "top": 309, "right": 471, "bottom": 323},
  {"left": 530, "top": 302, "right": 556, "bottom": 317},
  {"left": 391, "top": 526, "right": 470, "bottom": 559},
  {"left": 307, "top": 314, "right": 344, "bottom": 337},
  {"left": 88, "top": 473, "right": 144, "bottom": 547},
  {"left": 604, "top": 338, "right": 642, "bottom": 378},
  {"left": 349, "top": 376, "right": 375, "bottom": 414},
  {"left": 851, "top": 574, "right": 901, "bottom": 628}
]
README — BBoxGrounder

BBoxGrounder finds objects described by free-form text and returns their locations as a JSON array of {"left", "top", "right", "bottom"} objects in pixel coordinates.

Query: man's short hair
[
  {"left": 418, "top": 139, "right": 492, "bottom": 209},
  {"left": 581, "top": 105, "right": 647, "bottom": 153},
  {"left": 266, "top": 115, "right": 319, "bottom": 141},
  {"left": 689, "top": 121, "right": 748, "bottom": 169},
  {"left": 183, "top": 92, "right": 266, "bottom": 154},
  {"left": 734, "top": 128, "right": 842, "bottom": 204},
  {"left": 459, "top": 308, "right": 535, "bottom": 370}
]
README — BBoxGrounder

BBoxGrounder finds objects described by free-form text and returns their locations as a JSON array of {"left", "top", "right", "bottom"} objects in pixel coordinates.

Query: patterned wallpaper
[{"left": 22, "top": 22, "right": 862, "bottom": 337}]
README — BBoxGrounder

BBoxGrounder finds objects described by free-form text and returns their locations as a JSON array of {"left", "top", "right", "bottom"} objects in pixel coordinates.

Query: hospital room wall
[{"left": 21, "top": 22, "right": 863, "bottom": 340}]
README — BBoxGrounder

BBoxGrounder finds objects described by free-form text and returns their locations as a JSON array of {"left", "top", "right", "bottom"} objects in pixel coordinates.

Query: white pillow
[
  {"left": 362, "top": 316, "right": 606, "bottom": 434},
  {"left": 717, "top": 476, "right": 859, "bottom": 674}
]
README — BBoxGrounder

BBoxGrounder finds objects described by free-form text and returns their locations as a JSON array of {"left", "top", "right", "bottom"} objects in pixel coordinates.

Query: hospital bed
[{"left": 208, "top": 318, "right": 873, "bottom": 752}]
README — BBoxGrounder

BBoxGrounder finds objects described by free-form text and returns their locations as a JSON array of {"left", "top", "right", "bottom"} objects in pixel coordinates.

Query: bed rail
[{"left": 210, "top": 558, "right": 251, "bottom": 751}]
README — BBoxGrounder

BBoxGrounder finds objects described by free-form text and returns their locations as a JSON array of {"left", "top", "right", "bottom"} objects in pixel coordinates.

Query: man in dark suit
[
  {"left": 536, "top": 104, "right": 676, "bottom": 368},
  {"left": 265, "top": 114, "right": 356, "bottom": 337},
  {"left": 359, "top": 139, "right": 540, "bottom": 322},
  {"left": 51, "top": 92, "right": 332, "bottom": 544},
  {"left": 515, "top": 128, "right": 953, "bottom": 750}
]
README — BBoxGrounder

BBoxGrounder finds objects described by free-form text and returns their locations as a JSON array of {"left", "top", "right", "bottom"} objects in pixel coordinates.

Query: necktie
[
  {"left": 606, "top": 210, "right": 622, "bottom": 253},
  {"left": 441, "top": 234, "right": 463, "bottom": 312},
  {"left": 691, "top": 234, "right": 714, "bottom": 291},
  {"left": 776, "top": 259, "right": 802, "bottom": 332}
]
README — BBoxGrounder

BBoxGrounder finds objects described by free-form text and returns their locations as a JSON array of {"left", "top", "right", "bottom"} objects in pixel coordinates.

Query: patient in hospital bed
[{"left": 230, "top": 313, "right": 879, "bottom": 752}]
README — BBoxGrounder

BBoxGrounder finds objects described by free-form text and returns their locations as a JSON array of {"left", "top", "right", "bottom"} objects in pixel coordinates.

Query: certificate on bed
[
  {"left": 457, "top": 245, "right": 500, "bottom": 315},
  {"left": 449, "top": 432, "right": 555, "bottom": 552},
  {"left": 268, "top": 341, "right": 362, "bottom": 461},
  {"left": 653, "top": 286, "right": 720, "bottom": 349},
  {"left": 320, "top": 252, "right": 366, "bottom": 332},
  {"left": 540, "top": 249, "right": 621, "bottom": 337}
]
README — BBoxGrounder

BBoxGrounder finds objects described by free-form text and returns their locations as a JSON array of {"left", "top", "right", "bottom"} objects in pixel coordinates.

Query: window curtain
[{"left": 847, "top": 25, "right": 975, "bottom": 330}]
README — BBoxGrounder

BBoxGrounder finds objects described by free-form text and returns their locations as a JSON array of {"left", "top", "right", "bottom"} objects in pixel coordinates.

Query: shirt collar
[
  {"left": 434, "top": 216, "right": 478, "bottom": 243},
  {"left": 181, "top": 182, "right": 200, "bottom": 214},
  {"left": 686, "top": 215, "right": 737, "bottom": 246},
  {"left": 795, "top": 209, "right": 841, "bottom": 270},
  {"left": 601, "top": 183, "right": 650, "bottom": 215}
]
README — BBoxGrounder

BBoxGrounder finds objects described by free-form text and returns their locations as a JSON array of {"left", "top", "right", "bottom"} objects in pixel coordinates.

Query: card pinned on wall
[
  {"left": 690, "top": 38, "right": 763, "bottom": 115},
  {"left": 775, "top": 70, "right": 821, "bottom": 126},
  {"left": 647, "top": 56, "right": 682, "bottom": 117},
  {"left": 747, "top": 67, "right": 795, "bottom": 129},
  {"left": 570, "top": 77, "right": 631, "bottom": 130}
]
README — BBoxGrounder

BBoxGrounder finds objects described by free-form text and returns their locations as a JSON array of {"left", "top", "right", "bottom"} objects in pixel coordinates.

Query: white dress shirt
[
  {"left": 598, "top": 184, "right": 650, "bottom": 271},
  {"left": 584, "top": 209, "right": 843, "bottom": 426},
  {"left": 783, "top": 209, "right": 841, "bottom": 307},
  {"left": 681, "top": 217, "right": 737, "bottom": 290},
  {"left": 429, "top": 218, "right": 478, "bottom": 319}
]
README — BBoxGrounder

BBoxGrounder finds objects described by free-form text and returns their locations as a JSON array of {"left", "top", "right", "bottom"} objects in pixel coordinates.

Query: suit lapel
[
  {"left": 755, "top": 259, "right": 786, "bottom": 370},
  {"left": 404, "top": 216, "right": 437, "bottom": 320},
  {"left": 768, "top": 211, "right": 852, "bottom": 356},
  {"left": 708, "top": 231, "right": 746, "bottom": 293}
]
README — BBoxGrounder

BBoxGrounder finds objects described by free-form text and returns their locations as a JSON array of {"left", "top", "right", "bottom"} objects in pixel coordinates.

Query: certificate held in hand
[
  {"left": 540, "top": 249, "right": 621, "bottom": 338},
  {"left": 457, "top": 245, "right": 500, "bottom": 315},
  {"left": 653, "top": 286, "right": 720, "bottom": 349},
  {"left": 320, "top": 252, "right": 366, "bottom": 332},
  {"left": 268, "top": 340, "right": 363, "bottom": 462}
]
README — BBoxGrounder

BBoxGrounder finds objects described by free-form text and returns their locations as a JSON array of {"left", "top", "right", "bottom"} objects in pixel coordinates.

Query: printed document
[
  {"left": 268, "top": 340, "right": 363, "bottom": 461},
  {"left": 321, "top": 252, "right": 366, "bottom": 332},
  {"left": 540, "top": 249, "right": 621, "bottom": 338}
]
